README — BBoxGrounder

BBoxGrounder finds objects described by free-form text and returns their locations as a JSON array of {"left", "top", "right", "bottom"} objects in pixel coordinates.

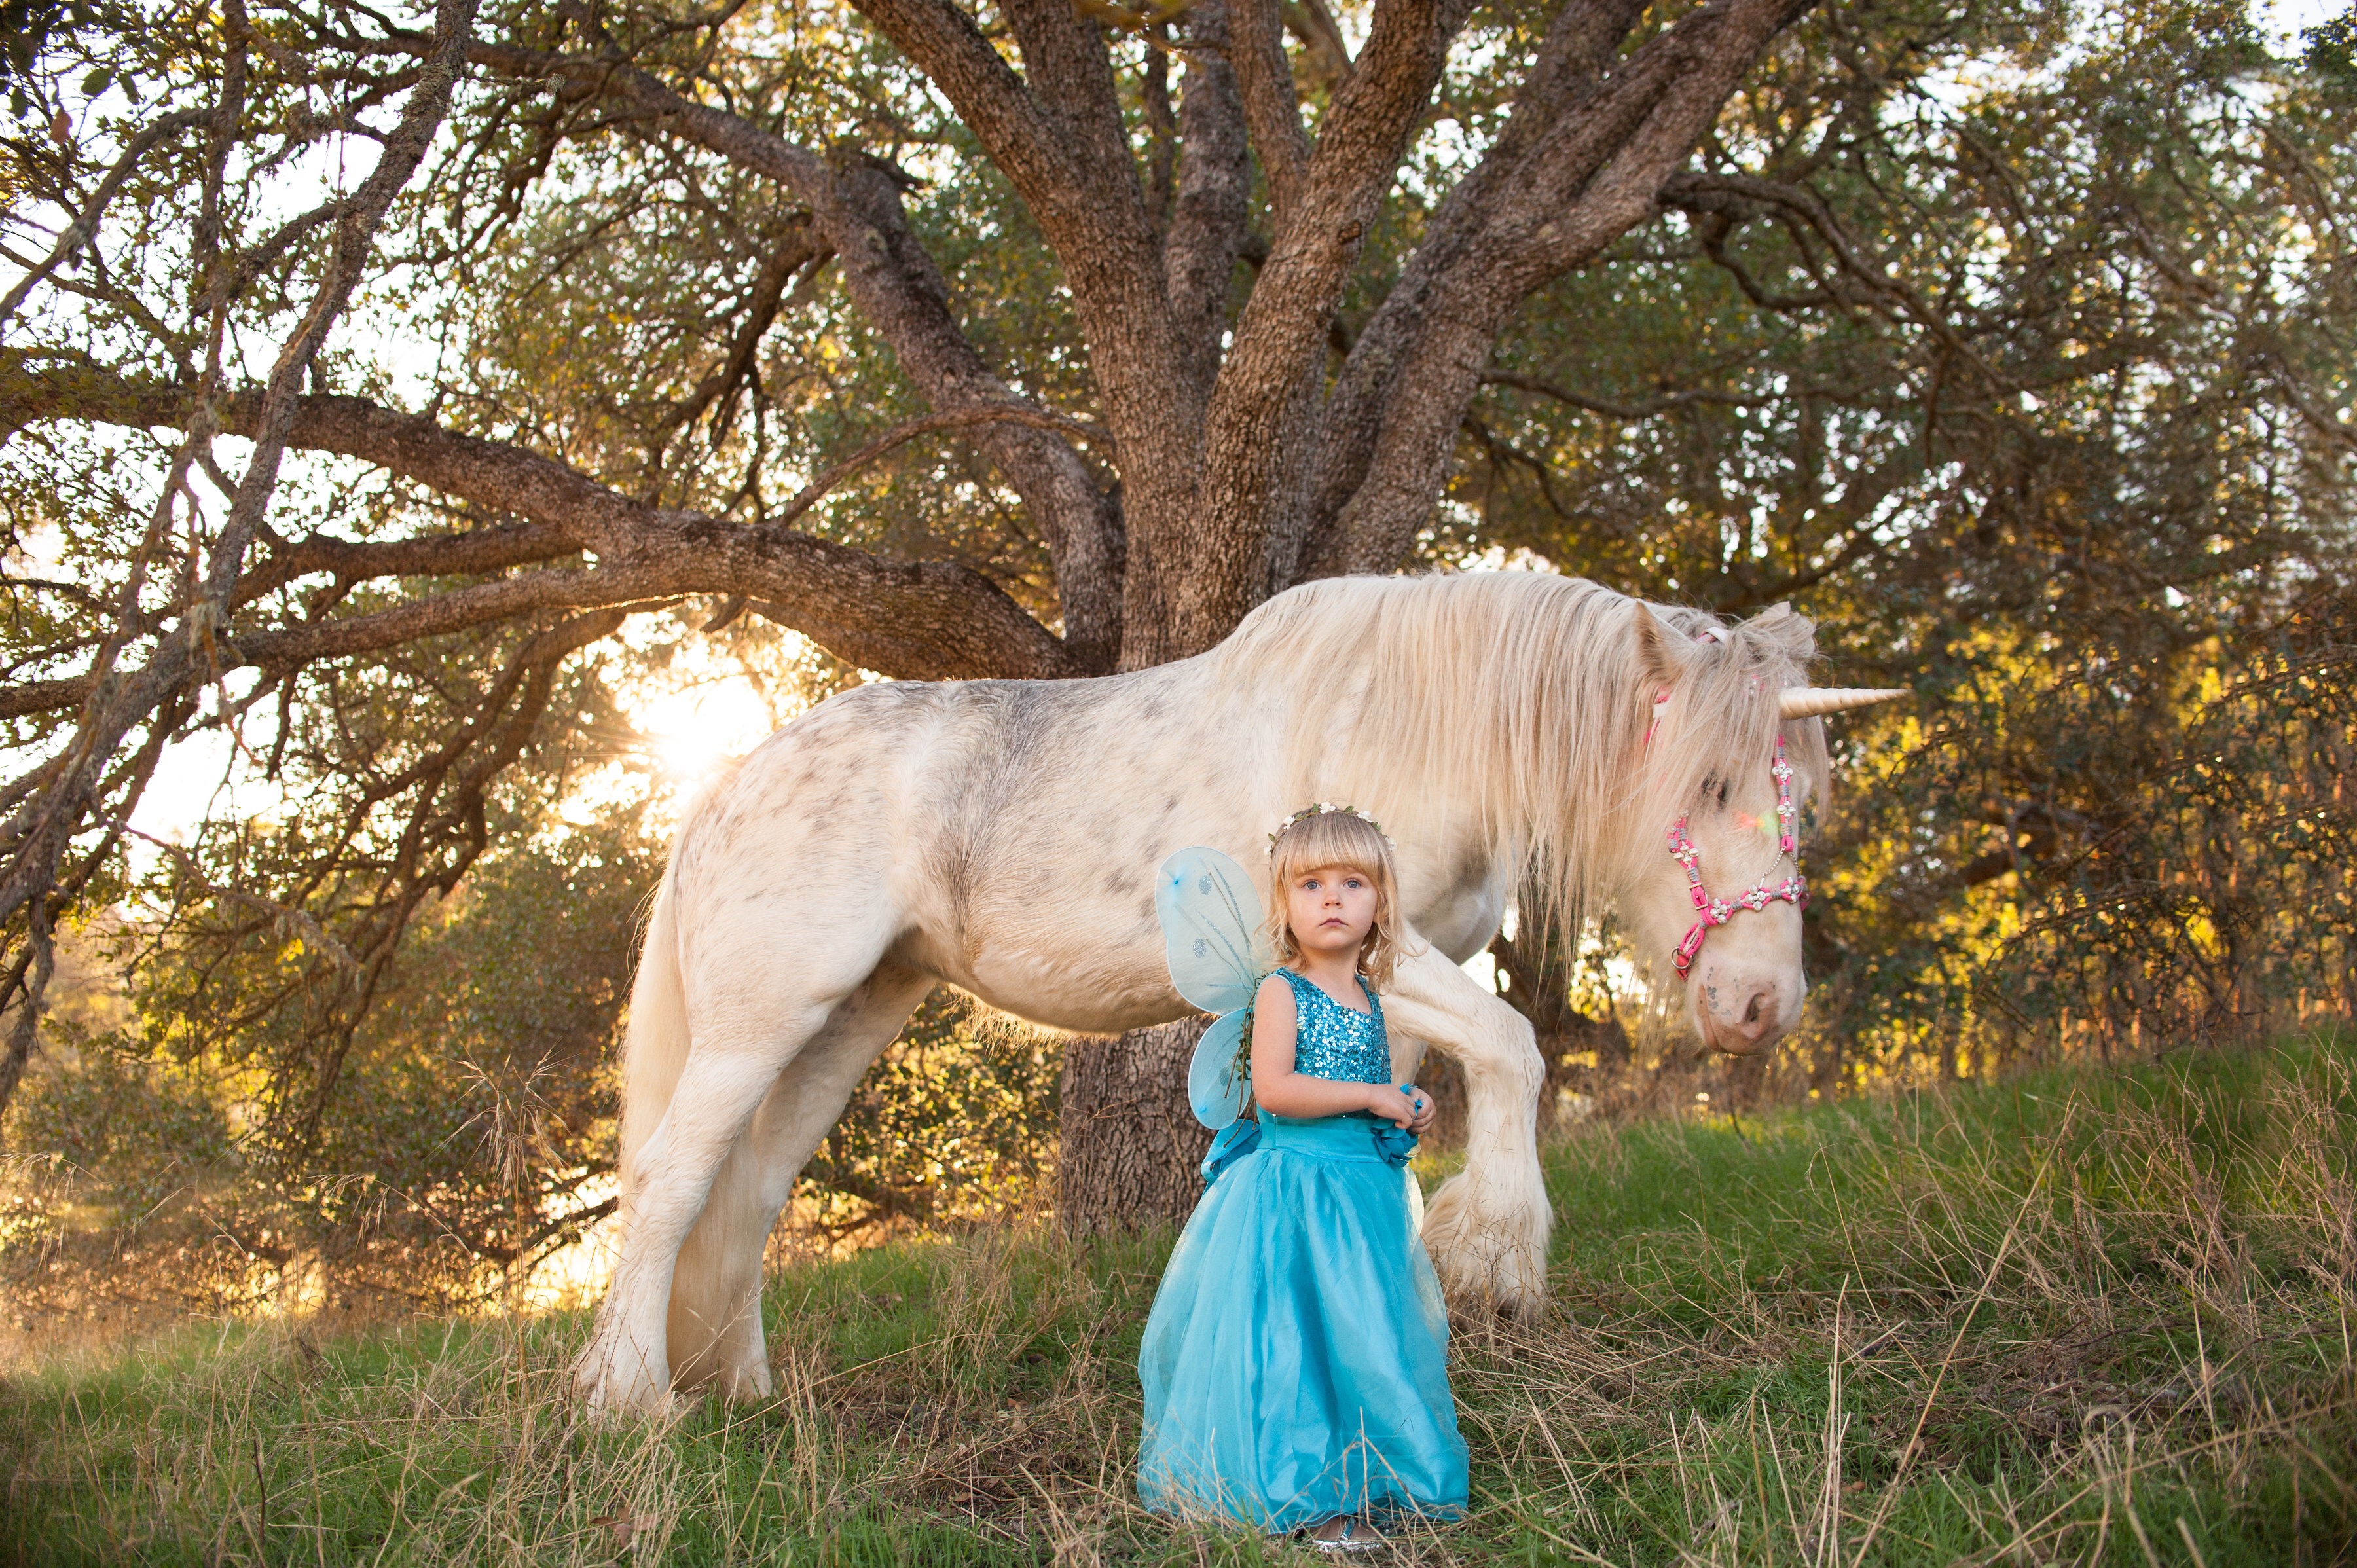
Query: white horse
[{"left": 576, "top": 572, "right": 1898, "bottom": 1413}]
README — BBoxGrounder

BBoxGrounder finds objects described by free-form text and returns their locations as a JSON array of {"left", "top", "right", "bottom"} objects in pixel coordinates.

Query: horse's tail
[
  {"left": 609, "top": 775, "right": 776, "bottom": 1395},
  {"left": 619, "top": 862, "right": 690, "bottom": 1189}
]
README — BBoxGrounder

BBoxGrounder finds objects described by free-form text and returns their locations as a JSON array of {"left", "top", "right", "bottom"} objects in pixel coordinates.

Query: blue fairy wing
[
  {"left": 1156, "top": 846, "right": 1267, "bottom": 1015},
  {"left": 1186, "top": 1008, "right": 1251, "bottom": 1129}
]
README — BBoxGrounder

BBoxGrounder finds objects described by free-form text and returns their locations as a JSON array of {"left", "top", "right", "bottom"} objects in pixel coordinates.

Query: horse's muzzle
[{"left": 1695, "top": 981, "right": 1787, "bottom": 1056}]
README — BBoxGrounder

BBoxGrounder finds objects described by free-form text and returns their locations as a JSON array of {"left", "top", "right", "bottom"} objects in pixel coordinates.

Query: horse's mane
[{"left": 1215, "top": 572, "right": 1829, "bottom": 934}]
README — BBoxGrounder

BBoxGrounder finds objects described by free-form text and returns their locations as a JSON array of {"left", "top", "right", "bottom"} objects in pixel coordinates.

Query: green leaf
[{"left": 2306, "top": 7, "right": 2357, "bottom": 88}]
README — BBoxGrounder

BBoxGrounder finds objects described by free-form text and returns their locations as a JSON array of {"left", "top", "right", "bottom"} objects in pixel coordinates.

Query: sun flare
[{"left": 628, "top": 674, "right": 778, "bottom": 784}]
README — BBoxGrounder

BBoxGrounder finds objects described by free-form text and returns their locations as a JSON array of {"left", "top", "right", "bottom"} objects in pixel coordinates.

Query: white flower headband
[{"left": 1265, "top": 802, "right": 1395, "bottom": 856}]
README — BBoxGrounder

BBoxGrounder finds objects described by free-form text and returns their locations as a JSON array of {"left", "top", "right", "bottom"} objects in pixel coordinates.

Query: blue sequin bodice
[{"left": 1276, "top": 968, "right": 1390, "bottom": 1084}]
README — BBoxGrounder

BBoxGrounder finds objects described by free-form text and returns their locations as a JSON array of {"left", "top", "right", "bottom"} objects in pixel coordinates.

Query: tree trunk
[{"left": 1055, "top": 1017, "right": 1214, "bottom": 1235}]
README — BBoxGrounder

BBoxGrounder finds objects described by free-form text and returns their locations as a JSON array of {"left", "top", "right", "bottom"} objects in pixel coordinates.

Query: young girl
[{"left": 1137, "top": 806, "right": 1469, "bottom": 1549}]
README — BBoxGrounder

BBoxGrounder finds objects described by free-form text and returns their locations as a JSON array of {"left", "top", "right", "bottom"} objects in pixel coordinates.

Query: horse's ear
[
  {"left": 1633, "top": 603, "right": 1681, "bottom": 691},
  {"left": 1745, "top": 601, "right": 1818, "bottom": 659}
]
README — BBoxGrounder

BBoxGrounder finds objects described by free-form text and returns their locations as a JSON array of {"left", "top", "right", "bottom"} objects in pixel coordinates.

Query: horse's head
[
  {"left": 1239, "top": 574, "right": 1902, "bottom": 1055},
  {"left": 1616, "top": 604, "right": 1904, "bottom": 1057}
]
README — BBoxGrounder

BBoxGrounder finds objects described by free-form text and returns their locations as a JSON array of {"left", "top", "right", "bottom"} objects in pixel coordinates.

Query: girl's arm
[{"left": 1249, "top": 974, "right": 1422, "bottom": 1127}]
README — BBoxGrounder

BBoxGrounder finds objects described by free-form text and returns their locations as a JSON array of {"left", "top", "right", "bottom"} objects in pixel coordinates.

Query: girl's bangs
[{"left": 1269, "top": 812, "right": 1391, "bottom": 883}]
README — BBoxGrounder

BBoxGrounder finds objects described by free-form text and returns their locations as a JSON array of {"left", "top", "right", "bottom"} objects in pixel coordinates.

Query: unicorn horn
[{"left": 1779, "top": 686, "right": 1909, "bottom": 719}]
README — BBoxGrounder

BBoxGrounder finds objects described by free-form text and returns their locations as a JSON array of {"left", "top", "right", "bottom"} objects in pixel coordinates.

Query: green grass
[{"left": 5, "top": 1036, "right": 2353, "bottom": 1565}]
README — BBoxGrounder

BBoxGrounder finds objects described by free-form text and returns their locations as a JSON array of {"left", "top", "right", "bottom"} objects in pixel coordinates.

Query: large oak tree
[{"left": 0, "top": 0, "right": 1841, "bottom": 1120}]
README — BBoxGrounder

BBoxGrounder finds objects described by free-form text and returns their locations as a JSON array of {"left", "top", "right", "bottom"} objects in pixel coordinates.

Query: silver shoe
[{"left": 1309, "top": 1516, "right": 1386, "bottom": 1554}]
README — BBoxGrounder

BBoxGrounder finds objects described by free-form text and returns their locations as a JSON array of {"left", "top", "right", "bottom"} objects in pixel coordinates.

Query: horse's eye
[{"left": 1700, "top": 773, "right": 1728, "bottom": 808}]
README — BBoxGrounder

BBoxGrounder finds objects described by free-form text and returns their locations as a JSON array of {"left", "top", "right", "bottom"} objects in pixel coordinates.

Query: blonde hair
[{"left": 1262, "top": 810, "right": 1406, "bottom": 989}]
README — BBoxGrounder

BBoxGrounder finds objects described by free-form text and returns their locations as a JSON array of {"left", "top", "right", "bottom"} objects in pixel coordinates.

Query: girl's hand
[
  {"left": 1366, "top": 1084, "right": 1421, "bottom": 1130},
  {"left": 1400, "top": 1084, "right": 1437, "bottom": 1135}
]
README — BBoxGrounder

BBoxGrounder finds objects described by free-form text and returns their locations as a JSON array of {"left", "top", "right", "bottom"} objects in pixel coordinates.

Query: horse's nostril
[{"left": 1743, "top": 993, "right": 1764, "bottom": 1025}]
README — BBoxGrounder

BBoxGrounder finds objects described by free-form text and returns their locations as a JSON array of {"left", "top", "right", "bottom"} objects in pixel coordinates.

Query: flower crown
[{"left": 1265, "top": 802, "right": 1394, "bottom": 856}]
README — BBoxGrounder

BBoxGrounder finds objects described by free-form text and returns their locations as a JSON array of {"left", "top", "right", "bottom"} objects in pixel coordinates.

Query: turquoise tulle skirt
[{"left": 1136, "top": 1112, "right": 1470, "bottom": 1531}]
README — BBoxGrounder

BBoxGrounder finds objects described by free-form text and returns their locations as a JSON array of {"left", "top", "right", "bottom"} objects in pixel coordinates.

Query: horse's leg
[
  {"left": 1382, "top": 939, "right": 1552, "bottom": 1320},
  {"left": 577, "top": 911, "right": 892, "bottom": 1416},
  {"left": 665, "top": 961, "right": 935, "bottom": 1399}
]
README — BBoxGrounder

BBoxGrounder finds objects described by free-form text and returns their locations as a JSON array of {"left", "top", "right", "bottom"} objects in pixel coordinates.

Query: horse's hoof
[
  {"left": 711, "top": 1359, "right": 775, "bottom": 1404},
  {"left": 1421, "top": 1178, "right": 1549, "bottom": 1322}
]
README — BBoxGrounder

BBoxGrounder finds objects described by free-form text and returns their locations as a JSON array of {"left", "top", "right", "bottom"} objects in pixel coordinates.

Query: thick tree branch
[
  {"left": 1161, "top": 0, "right": 1250, "bottom": 405},
  {"left": 458, "top": 37, "right": 1125, "bottom": 669},
  {"left": 1001, "top": 0, "right": 1145, "bottom": 206},
  {"left": 1230, "top": 0, "right": 1310, "bottom": 217},
  {"left": 1306, "top": 0, "right": 1820, "bottom": 578},
  {"left": 3, "top": 365, "right": 1092, "bottom": 687},
  {"left": 1178, "top": 0, "right": 1476, "bottom": 653}
]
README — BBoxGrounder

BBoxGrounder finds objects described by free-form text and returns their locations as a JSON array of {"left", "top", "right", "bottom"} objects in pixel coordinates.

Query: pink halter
[
  {"left": 1665, "top": 734, "right": 1807, "bottom": 976},
  {"left": 1649, "top": 639, "right": 1808, "bottom": 976}
]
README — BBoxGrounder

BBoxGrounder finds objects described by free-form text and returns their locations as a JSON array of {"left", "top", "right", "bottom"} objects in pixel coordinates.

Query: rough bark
[
  {"left": 1230, "top": 0, "right": 1311, "bottom": 220},
  {"left": 1056, "top": 1018, "right": 1216, "bottom": 1234},
  {"left": 1161, "top": 1, "right": 1251, "bottom": 407},
  {"left": 1180, "top": 0, "right": 1476, "bottom": 657}
]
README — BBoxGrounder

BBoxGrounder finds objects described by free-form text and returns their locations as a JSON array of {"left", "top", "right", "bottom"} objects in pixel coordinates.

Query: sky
[{"left": 2267, "top": 0, "right": 2346, "bottom": 31}]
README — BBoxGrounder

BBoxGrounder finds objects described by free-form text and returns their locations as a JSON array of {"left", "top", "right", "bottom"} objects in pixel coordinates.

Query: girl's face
[{"left": 1284, "top": 863, "right": 1379, "bottom": 965}]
